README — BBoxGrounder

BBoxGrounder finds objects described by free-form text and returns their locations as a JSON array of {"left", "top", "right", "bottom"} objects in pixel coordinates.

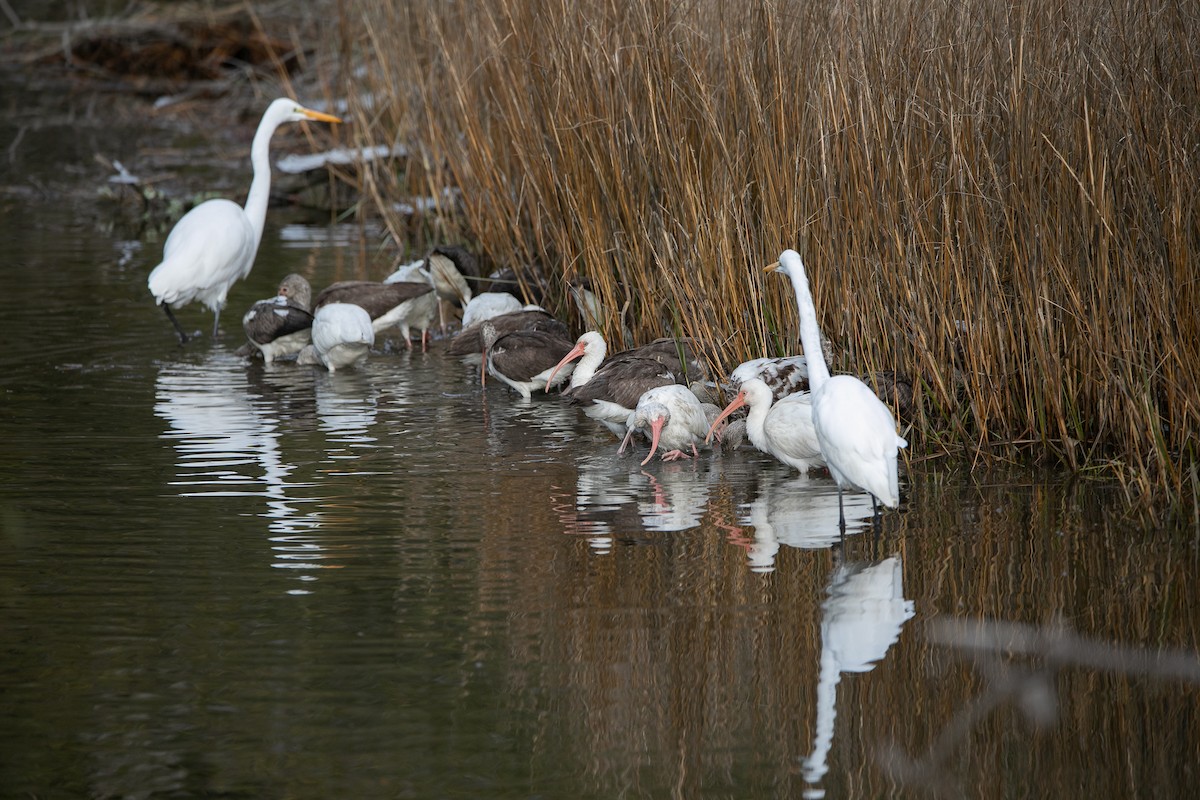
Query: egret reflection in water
[
  {"left": 740, "top": 471, "right": 877, "bottom": 572},
  {"left": 153, "top": 351, "right": 351, "bottom": 590},
  {"left": 802, "top": 555, "right": 916, "bottom": 798}
]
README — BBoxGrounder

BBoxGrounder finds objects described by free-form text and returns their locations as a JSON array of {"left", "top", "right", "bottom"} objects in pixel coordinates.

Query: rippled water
[{"left": 2, "top": 82, "right": 1199, "bottom": 799}]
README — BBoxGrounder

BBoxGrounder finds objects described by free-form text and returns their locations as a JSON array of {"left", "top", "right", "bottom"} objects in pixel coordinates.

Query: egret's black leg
[
  {"left": 871, "top": 495, "right": 881, "bottom": 545},
  {"left": 161, "top": 303, "right": 189, "bottom": 344},
  {"left": 211, "top": 308, "right": 222, "bottom": 338},
  {"left": 840, "top": 484, "right": 849, "bottom": 534}
]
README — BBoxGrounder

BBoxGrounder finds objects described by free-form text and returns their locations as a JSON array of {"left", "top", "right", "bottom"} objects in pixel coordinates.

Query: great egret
[
  {"left": 147, "top": 98, "right": 341, "bottom": 343},
  {"left": 297, "top": 302, "right": 374, "bottom": 371},
  {"left": 766, "top": 250, "right": 907, "bottom": 528}
]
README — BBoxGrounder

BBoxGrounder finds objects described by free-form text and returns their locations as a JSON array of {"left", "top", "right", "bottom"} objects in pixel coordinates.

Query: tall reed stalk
[{"left": 335, "top": 0, "right": 1200, "bottom": 511}]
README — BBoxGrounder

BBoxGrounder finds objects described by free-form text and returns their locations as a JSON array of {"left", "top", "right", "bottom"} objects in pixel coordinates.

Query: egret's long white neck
[
  {"left": 242, "top": 111, "right": 284, "bottom": 250},
  {"left": 781, "top": 252, "right": 832, "bottom": 391},
  {"left": 570, "top": 337, "right": 608, "bottom": 388}
]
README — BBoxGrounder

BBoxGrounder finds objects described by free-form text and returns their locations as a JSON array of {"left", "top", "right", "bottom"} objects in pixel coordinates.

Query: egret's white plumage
[
  {"left": 767, "top": 250, "right": 907, "bottom": 525},
  {"left": 706, "top": 377, "right": 824, "bottom": 472},
  {"left": 619, "top": 384, "right": 711, "bottom": 466},
  {"left": 298, "top": 302, "right": 374, "bottom": 370},
  {"left": 147, "top": 98, "right": 340, "bottom": 342}
]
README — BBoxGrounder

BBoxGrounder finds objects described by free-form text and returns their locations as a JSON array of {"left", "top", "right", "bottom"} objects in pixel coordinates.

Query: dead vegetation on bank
[
  {"left": 334, "top": 0, "right": 1200, "bottom": 512},
  {"left": 1, "top": 2, "right": 310, "bottom": 95},
  {"left": 6, "top": 1, "right": 1197, "bottom": 512}
]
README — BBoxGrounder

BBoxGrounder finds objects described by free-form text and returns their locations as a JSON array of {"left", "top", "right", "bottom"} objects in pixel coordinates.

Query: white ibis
[
  {"left": 480, "top": 320, "right": 576, "bottom": 399},
  {"left": 313, "top": 279, "right": 438, "bottom": 351},
  {"left": 548, "top": 331, "right": 707, "bottom": 389},
  {"left": 240, "top": 273, "right": 314, "bottom": 363},
  {"left": 448, "top": 308, "right": 569, "bottom": 366},
  {"left": 767, "top": 250, "right": 908, "bottom": 528},
  {"left": 148, "top": 98, "right": 340, "bottom": 343},
  {"left": 705, "top": 377, "right": 824, "bottom": 472},
  {"left": 297, "top": 302, "right": 374, "bottom": 370},
  {"left": 461, "top": 292, "right": 523, "bottom": 329},
  {"left": 705, "top": 355, "right": 814, "bottom": 448},
  {"left": 619, "top": 384, "right": 712, "bottom": 466},
  {"left": 545, "top": 331, "right": 709, "bottom": 437},
  {"left": 382, "top": 259, "right": 429, "bottom": 284}
]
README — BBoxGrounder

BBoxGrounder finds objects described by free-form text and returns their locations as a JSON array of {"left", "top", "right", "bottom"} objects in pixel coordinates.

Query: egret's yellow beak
[
  {"left": 764, "top": 261, "right": 781, "bottom": 273},
  {"left": 301, "top": 107, "right": 343, "bottom": 124}
]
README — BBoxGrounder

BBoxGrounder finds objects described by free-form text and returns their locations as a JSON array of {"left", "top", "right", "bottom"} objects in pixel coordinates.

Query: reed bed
[{"left": 335, "top": 0, "right": 1200, "bottom": 510}]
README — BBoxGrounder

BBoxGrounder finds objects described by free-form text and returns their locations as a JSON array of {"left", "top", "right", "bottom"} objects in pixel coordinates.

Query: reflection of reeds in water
[
  {"left": 341, "top": 0, "right": 1199, "bottom": 505},
  {"left": 466, "top": 462, "right": 1200, "bottom": 796}
]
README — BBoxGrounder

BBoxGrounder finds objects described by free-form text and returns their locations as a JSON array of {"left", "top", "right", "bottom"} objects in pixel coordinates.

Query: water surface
[{"left": 1, "top": 80, "right": 1198, "bottom": 800}]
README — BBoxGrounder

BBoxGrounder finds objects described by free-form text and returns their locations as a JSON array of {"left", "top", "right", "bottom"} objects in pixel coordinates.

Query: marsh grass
[{"left": 338, "top": 0, "right": 1199, "bottom": 509}]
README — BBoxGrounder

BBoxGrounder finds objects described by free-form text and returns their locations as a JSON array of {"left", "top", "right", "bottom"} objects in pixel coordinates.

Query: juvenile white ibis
[
  {"left": 568, "top": 277, "right": 633, "bottom": 348},
  {"left": 767, "top": 250, "right": 908, "bottom": 528},
  {"left": 729, "top": 355, "right": 812, "bottom": 400},
  {"left": 480, "top": 320, "right": 576, "bottom": 399},
  {"left": 426, "top": 245, "right": 478, "bottom": 329},
  {"left": 545, "top": 331, "right": 707, "bottom": 438},
  {"left": 448, "top": 308, "right": 569, "bottom": 366},
  {"left": 313, "top": 279, "right": 438, "bottom": 351},
  {"left": 148, "top": 98, "right": 340, "bottom": 343},
  {"left": 297, "top": 302, "right": 375, "bottom": 371},
  {"left": 240, "top": 273, "right": 314, "bottom": 363},
  {"left": 619, "top": 384, "right": 712, "bottom": 466},
  {"left": 705, "top": 377, "right": 824, "bottom": 472},
  {"left": 548, "top": 331, "right": 708, "bottom": 388}
]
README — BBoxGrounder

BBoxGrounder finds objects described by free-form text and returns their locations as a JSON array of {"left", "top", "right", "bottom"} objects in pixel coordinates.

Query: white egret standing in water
[
  {"left": 766, "top": 250, "right": 907, "bottom": 529},
  {"left": 148, "top": 98, "right": 341, "bottom": 343}
]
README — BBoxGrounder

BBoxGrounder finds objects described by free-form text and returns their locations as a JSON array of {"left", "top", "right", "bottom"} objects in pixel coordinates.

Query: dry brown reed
[{"left": 336, "top": 0, "right": 1200, "bottom": 510}]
